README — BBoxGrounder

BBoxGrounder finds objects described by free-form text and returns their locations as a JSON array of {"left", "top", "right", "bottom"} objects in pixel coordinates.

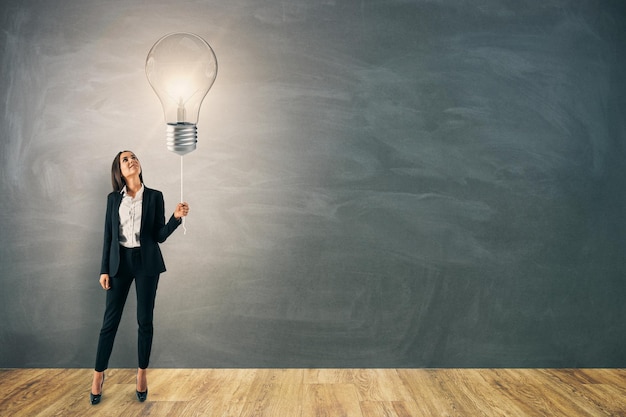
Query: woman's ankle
[{"left": 137, "top": 368, "right": 148, "bottom": 391}]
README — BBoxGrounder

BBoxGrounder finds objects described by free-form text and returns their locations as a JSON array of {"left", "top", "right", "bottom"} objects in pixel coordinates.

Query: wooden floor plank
[
  {"left": 445, "top": 369, "right": 527, "bottom": 416},
  {"left": 237, "top": 369, "right": 304, "bottom": 417},
  {"left": 359, "top": 400, "right": 415, "bottom": 417},
  {"left": 430, "top": 369, "right": 499, "bottom": 416},
  {"left": 1, "top": 368, "right": 625, "bottom": 417},
  {"left": 490, "top": 369, "right": 610, "bottom": 417},
  {"left": 302, "top": 383, "right": 361, "bottom": 417},
  {"left": 398, "top": 369, "right": 466, "bottom": 416},
  {"left": 351, "top": 369, "right": 414, "bottom": 402},
  {"left": 477, "top": 369, "right": 555, "bottom": 416},
  {"left": 303, "top": 368, "right": 355, "bottom": 385},
  {"left": 580, "top": 384, "right": 626, "bottom": 416}
]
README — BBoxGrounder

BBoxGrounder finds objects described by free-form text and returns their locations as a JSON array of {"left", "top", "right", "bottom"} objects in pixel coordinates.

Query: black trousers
[{"left": 94, "top": 246, "right": 160, "bottom": 372}]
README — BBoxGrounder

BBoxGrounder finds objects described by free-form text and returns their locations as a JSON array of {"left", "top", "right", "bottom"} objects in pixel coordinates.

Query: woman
[{"left": 90, "top": 150, "right": 189, "bottom": 405}]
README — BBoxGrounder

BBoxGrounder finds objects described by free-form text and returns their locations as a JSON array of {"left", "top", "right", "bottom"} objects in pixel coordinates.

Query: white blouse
[{"left": 119, "top": 184, "right": 144, "bottom": 248}]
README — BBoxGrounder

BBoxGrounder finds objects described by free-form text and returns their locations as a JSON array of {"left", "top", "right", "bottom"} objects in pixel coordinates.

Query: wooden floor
[{"left": 0, "top": 368, "right": 625, "bottom": 416}]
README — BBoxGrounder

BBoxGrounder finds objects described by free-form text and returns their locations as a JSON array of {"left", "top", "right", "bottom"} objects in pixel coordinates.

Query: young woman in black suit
[{"left": 90, "top": 150, "right": 189, "bottom": 405}]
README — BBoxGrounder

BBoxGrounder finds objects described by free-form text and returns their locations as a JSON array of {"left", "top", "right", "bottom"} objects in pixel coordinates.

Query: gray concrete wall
[{"left": 1, "top": 0, "right": 625, "bottom": 368}]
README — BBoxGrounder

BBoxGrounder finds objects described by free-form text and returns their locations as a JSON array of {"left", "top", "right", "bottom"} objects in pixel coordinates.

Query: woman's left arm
[{"left": 155, "top": 191, "right": 187, "bottom": 243}]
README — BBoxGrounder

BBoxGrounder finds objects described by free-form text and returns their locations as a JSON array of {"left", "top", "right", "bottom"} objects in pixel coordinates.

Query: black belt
[{"left": 120, "top": 245, "right": 141, "bottom": 253}]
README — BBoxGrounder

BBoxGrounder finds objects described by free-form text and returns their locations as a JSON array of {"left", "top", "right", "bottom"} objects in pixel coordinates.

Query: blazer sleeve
[
  {"left": 100, "top": 193, "right": 115, "bottom": 275},
  {"left": 153, "top": 190, "right": 181, "bottom": 243}
]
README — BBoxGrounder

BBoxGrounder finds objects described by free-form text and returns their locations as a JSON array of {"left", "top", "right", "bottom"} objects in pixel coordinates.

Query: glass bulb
[{"left": 145, "top": 32, "right": 218, "bottom": 155}]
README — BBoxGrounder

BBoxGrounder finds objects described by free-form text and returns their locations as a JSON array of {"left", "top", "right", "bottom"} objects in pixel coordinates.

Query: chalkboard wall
[{"left": 1, "top": 0, "right": 625, "bottom": 368}]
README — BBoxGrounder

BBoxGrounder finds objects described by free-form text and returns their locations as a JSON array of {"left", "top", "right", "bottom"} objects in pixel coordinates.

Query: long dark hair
[{"left": 111, "top": 150, "right": 144, "bottom": 192}]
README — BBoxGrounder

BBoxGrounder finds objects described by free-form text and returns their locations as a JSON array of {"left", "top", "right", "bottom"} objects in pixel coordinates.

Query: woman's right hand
[{"left": 99, "top": 274, "right": 111, "bottom": 290}]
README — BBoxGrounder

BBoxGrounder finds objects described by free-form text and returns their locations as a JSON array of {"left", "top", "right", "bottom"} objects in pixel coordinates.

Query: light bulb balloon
[{"left": 145, "top": 32, "right": 218, "bottom": 155}]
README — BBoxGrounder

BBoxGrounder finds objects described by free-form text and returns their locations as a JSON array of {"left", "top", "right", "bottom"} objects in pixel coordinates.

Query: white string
[{"left": 181, "top": 155, "right": 187, "bottom": 235}]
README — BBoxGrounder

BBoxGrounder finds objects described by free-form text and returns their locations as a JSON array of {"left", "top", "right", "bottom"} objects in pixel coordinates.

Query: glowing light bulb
[{"left": 145, "top": 32, "right": 218, "bottom": 155}]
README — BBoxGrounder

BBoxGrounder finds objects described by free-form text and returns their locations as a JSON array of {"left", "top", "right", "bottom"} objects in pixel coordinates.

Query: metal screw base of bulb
[{"left": 166, "top": 123, "right": 197, "bottom": 156}]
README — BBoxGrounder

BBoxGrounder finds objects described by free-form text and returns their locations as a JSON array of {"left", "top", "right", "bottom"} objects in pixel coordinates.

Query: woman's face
[{"left": 119, "top": 151, "right": 141, "bottom": 180}]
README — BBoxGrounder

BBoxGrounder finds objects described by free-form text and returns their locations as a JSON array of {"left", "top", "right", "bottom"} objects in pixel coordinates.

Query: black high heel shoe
[
  {"left": 136, "top": 387, "right": 148, "bottom": 402},
  {"left": 90, "top": 373, "right": 105, "bottom": 405},
  {"left": 136, "top": 373, "right": 148, "bottom": 402}
]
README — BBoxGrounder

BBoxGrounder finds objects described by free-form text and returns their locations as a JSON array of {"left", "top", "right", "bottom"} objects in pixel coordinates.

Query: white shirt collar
[{"left": 120, "top": 183, "right": 145, "bottom": 199}]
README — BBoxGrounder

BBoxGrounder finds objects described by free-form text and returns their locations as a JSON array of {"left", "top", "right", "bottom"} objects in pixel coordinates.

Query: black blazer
[{"left": 100, "top": 186, "right": 181, "bottom": 277}]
